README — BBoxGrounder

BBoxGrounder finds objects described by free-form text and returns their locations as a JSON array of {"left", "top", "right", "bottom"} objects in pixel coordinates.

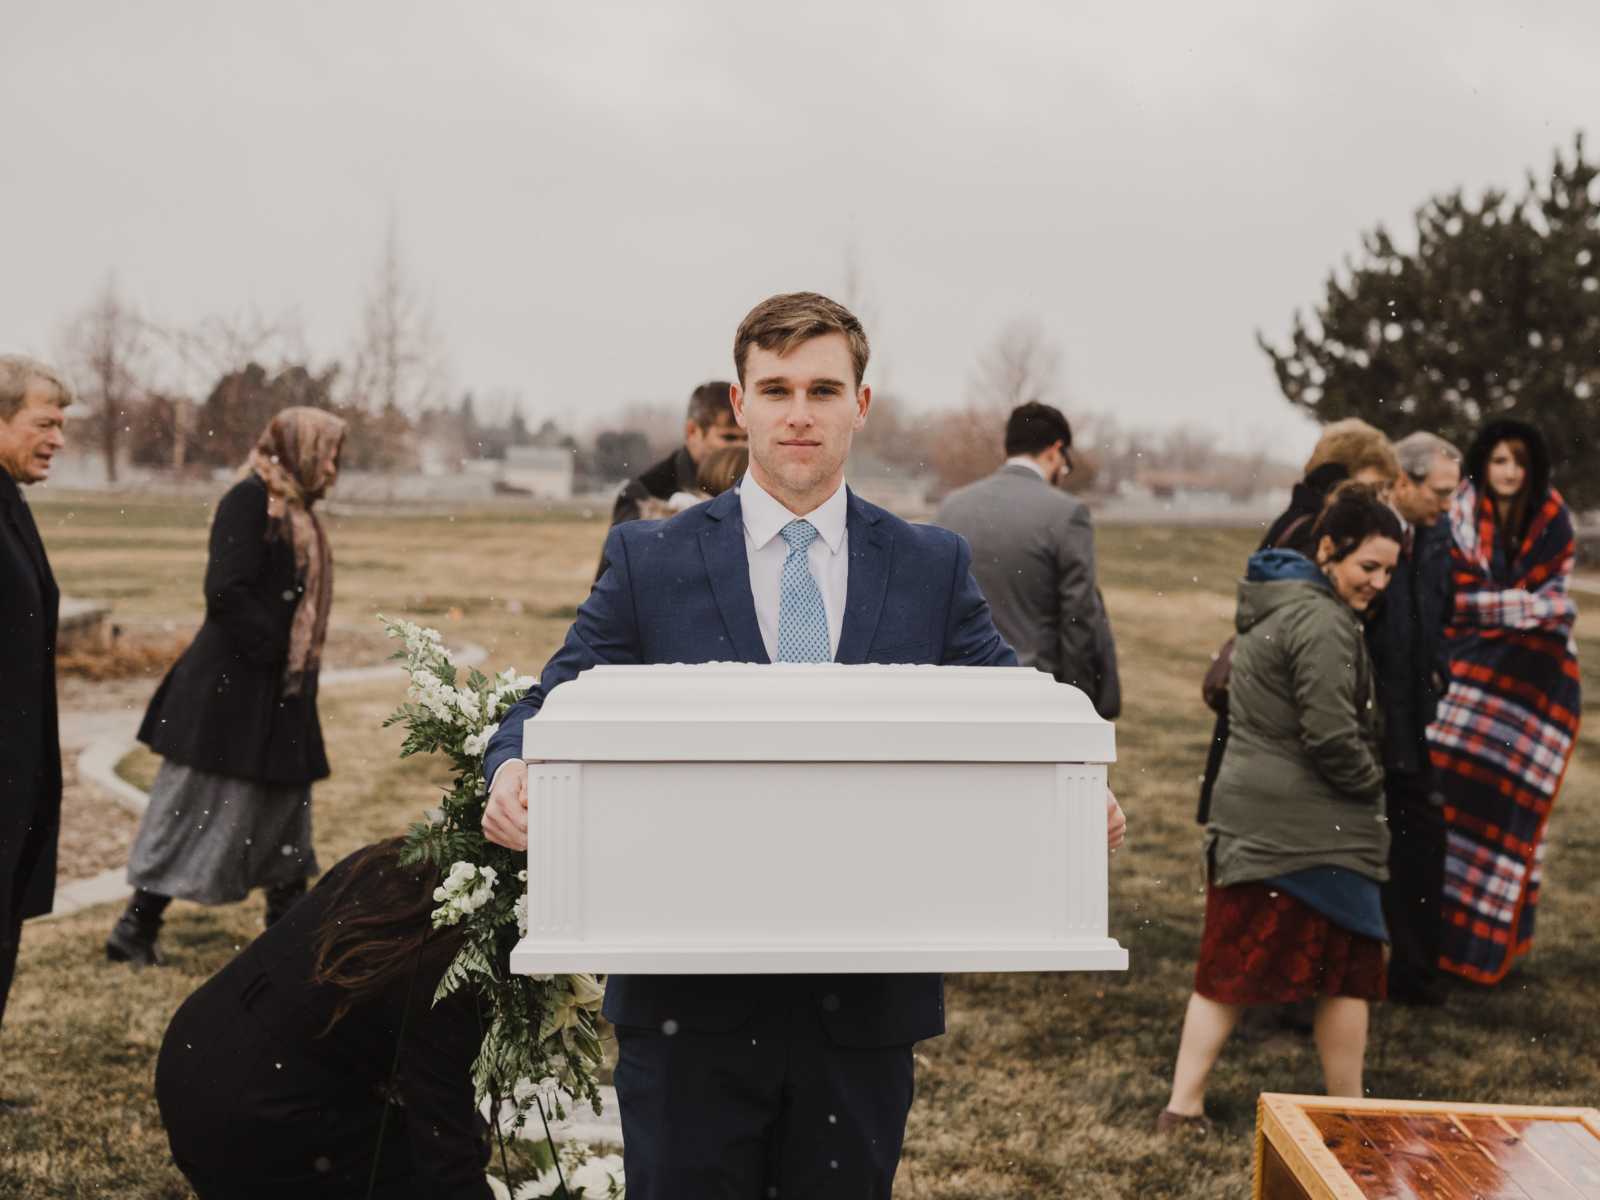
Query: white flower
[
  {"left": 512, "top": 1170, "right": 562, "bottom": 1199},
  {"left": 515, "top": 894, "right": 529, "bottom": 937},
  {"left": 456, "top": 688, "right": 482, "bottom": 720},
  {"left": 463, "top": 727, "right": 494, "bottom": 757},
  {"left": 431, "top": 862, "right": 499, "bottom": 927},
  {"left": 570, "top": 1157, "right": 623, "bottom": 1196}
]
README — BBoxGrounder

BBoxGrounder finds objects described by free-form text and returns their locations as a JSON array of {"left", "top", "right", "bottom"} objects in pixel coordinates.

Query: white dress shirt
[
  {"left": 738, "top": 472, "right": 850, "bottom": 662},
  {"left": 491, "top": 475, "right": 851, "bottom": 788},
  {"left": 1003, "top": 454, "right": 1049, "bottom": 481}
]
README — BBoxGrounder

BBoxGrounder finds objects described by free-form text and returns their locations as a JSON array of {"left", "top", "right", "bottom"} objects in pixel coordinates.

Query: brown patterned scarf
[{"left": 244, "top": 407, "right": 347, "bottom": 696}]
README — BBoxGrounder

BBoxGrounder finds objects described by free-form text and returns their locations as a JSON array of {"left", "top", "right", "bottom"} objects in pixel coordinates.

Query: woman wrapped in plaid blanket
[{"left": 1426, "top": 419, "right": 1581, "bottom": 985}]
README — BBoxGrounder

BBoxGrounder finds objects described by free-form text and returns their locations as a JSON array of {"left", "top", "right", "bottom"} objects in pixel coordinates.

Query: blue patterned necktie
[{"left": 777, "top": 519, "right": 831, "bottom": 662}]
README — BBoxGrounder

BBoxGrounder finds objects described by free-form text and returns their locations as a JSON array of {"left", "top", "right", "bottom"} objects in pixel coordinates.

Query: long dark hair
[
  {"left": 311, "top": 838, "right": 469, "bottom": 1029},
  {"left": 1309, "top": 481, "right": 1404, "bottom": 562},
  {"left": 1464, "top": 418, "right": 1551, "bottom": 561}
]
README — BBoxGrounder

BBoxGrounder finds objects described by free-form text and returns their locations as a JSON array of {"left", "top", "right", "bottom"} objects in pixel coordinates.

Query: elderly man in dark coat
[
  {"left": 1369, "top": 431, "right": 1461, "bottom": 1005},
  {"left": 0, "top": 356, "right": 71, "bottom": 1061}
]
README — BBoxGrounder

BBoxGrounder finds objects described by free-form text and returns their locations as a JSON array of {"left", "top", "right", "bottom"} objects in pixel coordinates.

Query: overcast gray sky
[{"left": 5, "top": 1, "right": 1597, "bottom": 456}]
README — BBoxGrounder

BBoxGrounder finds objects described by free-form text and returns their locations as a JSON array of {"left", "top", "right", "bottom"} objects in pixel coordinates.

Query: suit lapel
[
  {"left": 835, "top": 490, "right": 891, "bottom": 665},
  {"left": 699, "top": 489, "right": 770, "bottom": 664}
]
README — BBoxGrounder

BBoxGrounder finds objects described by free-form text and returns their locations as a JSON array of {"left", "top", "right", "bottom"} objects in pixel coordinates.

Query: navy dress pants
[{"left": 613, "top": 998, "right": 916, "bottom": 1200}]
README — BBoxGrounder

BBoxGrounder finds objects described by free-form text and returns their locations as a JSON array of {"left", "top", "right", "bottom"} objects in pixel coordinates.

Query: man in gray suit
[{"left": 935, "top": 401, "right": 1120, "bottom": 719}]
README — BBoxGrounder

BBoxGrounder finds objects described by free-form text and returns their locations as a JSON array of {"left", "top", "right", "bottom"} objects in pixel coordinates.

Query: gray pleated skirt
[{"left": 126, "top": 760, "right": 319, "bottom": 904}]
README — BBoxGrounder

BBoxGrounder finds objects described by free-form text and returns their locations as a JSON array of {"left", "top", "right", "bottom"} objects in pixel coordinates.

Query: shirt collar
[
  {"left": 739, "top": 471, "right": 848, "bottom": 554},
  {"left": 1004, "top": 455, "right": 1048, "bottom": 482}
]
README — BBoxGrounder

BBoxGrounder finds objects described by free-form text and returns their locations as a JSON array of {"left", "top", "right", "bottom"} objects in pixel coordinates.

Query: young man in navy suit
[{"left": 482, "top": 293, "right": 1126, "bottom": 1198}]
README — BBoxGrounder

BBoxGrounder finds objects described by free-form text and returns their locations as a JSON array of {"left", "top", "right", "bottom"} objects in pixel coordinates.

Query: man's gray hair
[
  {"left": 1394, "top": 431, "right": 1461, "bottom": 481},
  {"left": 0, "top": 355, "right": 74, "bottom": 420}
]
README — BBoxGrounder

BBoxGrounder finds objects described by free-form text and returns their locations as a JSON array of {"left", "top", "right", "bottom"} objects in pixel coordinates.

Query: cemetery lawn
[{"left": 4, "top": 497, "right": 1597, "bottom": 1198}]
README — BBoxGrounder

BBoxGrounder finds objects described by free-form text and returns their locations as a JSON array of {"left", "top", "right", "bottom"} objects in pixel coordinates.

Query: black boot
[
  {"left": 263, "top": 878, "right": 307, "bottom": 928},
  {"left": 106, "top": 890, "right": 170, "bottom": 967}
]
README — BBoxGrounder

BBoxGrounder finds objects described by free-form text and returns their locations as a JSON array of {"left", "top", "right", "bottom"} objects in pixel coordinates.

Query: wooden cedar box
[{"left": 1255, "top": 1093, "right": 1600, "bottom": 1199}]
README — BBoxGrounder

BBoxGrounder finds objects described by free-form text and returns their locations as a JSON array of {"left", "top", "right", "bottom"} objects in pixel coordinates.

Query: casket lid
[{"left": 523, "top": 663, "right": 1115, "bottom": 763}]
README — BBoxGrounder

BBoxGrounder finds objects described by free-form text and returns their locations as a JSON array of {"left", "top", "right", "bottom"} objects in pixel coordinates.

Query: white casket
[{"left": 509, "top": 663, "right": 1125, "bottom": 975}]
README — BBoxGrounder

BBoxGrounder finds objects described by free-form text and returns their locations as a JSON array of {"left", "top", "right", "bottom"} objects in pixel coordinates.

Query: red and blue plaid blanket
[{"left": 1425, "top": 482, "right": 1581, "bottom": 984}]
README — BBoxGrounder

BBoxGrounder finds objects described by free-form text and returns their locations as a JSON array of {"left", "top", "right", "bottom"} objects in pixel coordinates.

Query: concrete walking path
[{"left": 42, "top": 643, "right": 488, "bottom": 922}]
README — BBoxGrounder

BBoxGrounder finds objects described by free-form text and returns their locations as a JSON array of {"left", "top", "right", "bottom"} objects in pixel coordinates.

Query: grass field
[{"left": 4, "top": 494, "right": 1597, "bottom": 1198}]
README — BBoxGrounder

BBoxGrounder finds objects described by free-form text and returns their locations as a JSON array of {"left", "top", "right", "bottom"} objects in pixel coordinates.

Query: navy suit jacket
[{"left": 486, "top": 486, "right": 1017, "bottom": 1047}]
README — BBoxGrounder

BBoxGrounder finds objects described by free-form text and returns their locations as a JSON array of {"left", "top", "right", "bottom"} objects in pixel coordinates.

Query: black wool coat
[
  {"left": 1366, "top": 517, "right": 1455, "bottom": 776},
  {"left": 139, "top": 476, "right": 330, "bottom": 785},
  {"left": 155, "top": 848, "right": 490, "bottom": 1199},
  {"left": 0, "top": 471, "right": 61, "bottom": 928}
]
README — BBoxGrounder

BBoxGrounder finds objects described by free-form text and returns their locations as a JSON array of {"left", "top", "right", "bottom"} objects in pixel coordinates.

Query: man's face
[
  {"left": 683, "top": 411, "right": 747, "bottom": 465},
  {"left": 1394, "top": 455, "right": 1461, "bottom": 526},
  {"left": 0, "top": 384, "right": 67, "bottom": 484},
  {"left": 731, "top": 332, "right": 869, "bottom": 513}
]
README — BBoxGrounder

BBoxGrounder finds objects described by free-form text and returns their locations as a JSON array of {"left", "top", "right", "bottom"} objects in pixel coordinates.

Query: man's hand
[
  {"left": 481, "top": 760, "right": 530, "bottom": 851},
  {"left": 1107, "top": 789, "right": 1126, "bottom": 854}
]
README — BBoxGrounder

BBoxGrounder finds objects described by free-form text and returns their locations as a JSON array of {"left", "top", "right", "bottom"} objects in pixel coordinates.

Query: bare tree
[
  {"left": 61, "top": 276, "right": 148, "bottom": 483},
  {"left": 924, "top": 320, "right": 1070, "bottom": 493},
  {"left": 966, "top": 318, "right": 1064, "bottom": 412},
  {"left": 141, "top": 307, "right": 307, "bottom": 471},
  {"left": 347, "top": 221, "right": 446, "bottom": 418}
]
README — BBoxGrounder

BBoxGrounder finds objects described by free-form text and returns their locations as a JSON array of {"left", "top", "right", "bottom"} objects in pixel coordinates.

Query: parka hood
[
  {"left": 1464, "top": 418, "right": 1551, "bottom": 508},
  {"left": 1236, "top": 548, "right": 1333, "bottom": 633}
]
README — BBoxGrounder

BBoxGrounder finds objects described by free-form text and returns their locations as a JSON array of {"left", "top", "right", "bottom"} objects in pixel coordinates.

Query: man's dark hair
[
  {"left": 686, "top": 381, "right": 734, "bottom": 430},
  {"left": 1004, "top": 402, "right": 1072, "bottom": 457}
]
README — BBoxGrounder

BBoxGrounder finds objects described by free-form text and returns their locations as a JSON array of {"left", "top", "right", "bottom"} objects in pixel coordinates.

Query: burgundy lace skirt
[{"left": 1194, "top": 881, "right": 1387, "bottom": 1005}]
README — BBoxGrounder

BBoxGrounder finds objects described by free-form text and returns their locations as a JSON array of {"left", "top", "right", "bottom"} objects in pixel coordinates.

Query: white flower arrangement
[
  {"left": 432, "top": 861, "right": 499, "bottom": 928},
  {"left": 379, "top": 615, "right": 615, "bottom": 1197},
  {"left": 508, "top": 1141, "right": 626, "bottom": 1198}
]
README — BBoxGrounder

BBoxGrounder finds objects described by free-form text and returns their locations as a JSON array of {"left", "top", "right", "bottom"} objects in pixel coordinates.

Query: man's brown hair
[
  {"left": 686, "top": 381, "right": 734, "bottom": 430},
  {"left": 1304, "top": 417, "right": 1399, "bottom": 483},
  {"left": 0, "top": 355, "right": 73, "bottom": 421},
  {"left": 733, "top": 292, "right": 870, "bottom": 388}
]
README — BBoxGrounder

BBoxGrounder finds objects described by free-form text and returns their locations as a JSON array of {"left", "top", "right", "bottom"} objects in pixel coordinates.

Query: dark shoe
[
  {"left": 0, "top": 1094, "right": 37, "bottom": 1114},
  {"left": 264, "top": 879, "right": 308, "bottom": 928},
  {"left": 105, "top": 913, "right": 162, "bottom": 967},
  {"left": 105, "top": 890, "right": 169, "bottom": 967},
  {"left": 1156, "top": 1109, "right": 1213, "bottom": 1135}
]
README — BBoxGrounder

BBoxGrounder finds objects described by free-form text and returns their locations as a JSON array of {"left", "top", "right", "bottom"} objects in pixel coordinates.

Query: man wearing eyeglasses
[
  {"left": 1369, "top": 430, "right": 1462, "bottom": 1006},
  {"left": 935, "top": 401, "right": 1121, "bottom": 720}
]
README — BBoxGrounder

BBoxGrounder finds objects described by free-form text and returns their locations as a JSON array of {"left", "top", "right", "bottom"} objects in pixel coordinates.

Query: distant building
[
  {"left": 501, "top": 445, "right": 575, "bottom": 500},
  {"left": 847, "top": 451, "right": 933, "bottom": 519}
]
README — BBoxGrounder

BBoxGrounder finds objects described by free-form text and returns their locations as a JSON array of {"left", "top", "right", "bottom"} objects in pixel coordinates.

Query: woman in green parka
[{"left": 1161, "top": 485, "right": 1403, "bottom": 1130}]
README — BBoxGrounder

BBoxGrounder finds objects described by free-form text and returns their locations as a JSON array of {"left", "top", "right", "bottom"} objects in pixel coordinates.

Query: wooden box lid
[{"left": 1255, "top": 1093, "right": 1600, "bottom": 1199}]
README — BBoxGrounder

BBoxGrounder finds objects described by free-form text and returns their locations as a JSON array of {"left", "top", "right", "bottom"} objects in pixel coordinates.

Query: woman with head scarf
[
  {"left": 107, "top": 407, "right": 347, "bottom": 965},
  {"left": 1426, "top": 419, "right": 1580, "bottom": 986}
]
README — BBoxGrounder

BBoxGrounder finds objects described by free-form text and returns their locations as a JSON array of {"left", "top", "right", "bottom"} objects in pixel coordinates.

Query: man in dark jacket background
[
  {"left": 1369, "top": 430, "right": 1461, "bottom": 1005},
  {"left": 596, "top": 381, "right": 747, "bottom": 579},
  {"left": 606, "top": 380, "right": 747, "bottom": 527},
  {"left": 0, "top": 355, "right": 71, "bottom": 1071},
  {"left": 934, "top": 402, "right": 1120, "bottom": 719}
]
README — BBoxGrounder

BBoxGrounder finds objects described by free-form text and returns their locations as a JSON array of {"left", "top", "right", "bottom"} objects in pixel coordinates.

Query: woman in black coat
[
  {"left": 107, "top": 407, "right": 346, "bottom": 964},
  {"left": 155, "top": 840, "right": 493, "bottom": 1199}
]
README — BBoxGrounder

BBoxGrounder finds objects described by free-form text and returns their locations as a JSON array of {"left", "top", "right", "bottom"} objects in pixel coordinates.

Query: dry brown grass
[{"left": 4, "top": 499, "right": 1597, "bottom": 1198}]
